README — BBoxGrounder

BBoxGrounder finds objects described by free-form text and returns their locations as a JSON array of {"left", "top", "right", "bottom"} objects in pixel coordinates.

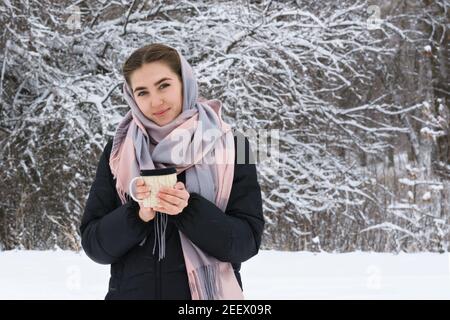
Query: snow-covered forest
[{"left": 0, "top": 0, "right": 449, "bottom": 252}]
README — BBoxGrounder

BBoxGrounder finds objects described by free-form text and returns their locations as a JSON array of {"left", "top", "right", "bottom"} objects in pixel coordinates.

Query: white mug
[{"left": 129, "top": 167, "right": 177, "bottom": 208}]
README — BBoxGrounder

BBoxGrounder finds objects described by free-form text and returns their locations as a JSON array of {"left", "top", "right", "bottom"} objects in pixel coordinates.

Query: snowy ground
[{"left": 0, "top": 250, "right": 449, "bottom": 299}]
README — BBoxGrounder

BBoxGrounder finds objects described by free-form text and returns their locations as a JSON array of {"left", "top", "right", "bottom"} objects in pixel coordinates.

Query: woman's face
[{"left": 130, "top": 61, "right": 183, "bottom": 126}]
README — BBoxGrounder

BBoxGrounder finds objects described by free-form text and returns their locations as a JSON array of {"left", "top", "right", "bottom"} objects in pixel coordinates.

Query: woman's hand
[
  {"left": 135, "top": 178, "right": 156, "bottom": 222},
  {"left": 153, "top": 182, "right": 190, "bottom": 215}
]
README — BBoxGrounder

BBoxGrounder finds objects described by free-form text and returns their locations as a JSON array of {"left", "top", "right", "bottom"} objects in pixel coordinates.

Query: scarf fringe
[
  {"left": 190, "top": 264, "right": 222, "bottom": 300},
  {"left": 152, "top": 212, "right": 168, "bottom": 261}
]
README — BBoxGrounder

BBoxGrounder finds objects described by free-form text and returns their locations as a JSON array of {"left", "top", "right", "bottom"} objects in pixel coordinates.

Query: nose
[{"left": 150, "top": 93, "right": 163, "bottom": 108}]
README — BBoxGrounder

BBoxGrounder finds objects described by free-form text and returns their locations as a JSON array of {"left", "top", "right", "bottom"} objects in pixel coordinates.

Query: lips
[{"left": 153, "top": 108, "right": 170, "bottom": 116}]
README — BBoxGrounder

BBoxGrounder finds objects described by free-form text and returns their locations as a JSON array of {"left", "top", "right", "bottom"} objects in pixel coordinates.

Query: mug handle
[{"left": 129, "top": 176, "right": 144, "bottom": 203}]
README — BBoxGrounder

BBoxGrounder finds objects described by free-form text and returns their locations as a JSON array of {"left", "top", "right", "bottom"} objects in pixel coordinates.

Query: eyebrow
[{"left": 133, "top": 77, "right": 172, "bottom": 93}]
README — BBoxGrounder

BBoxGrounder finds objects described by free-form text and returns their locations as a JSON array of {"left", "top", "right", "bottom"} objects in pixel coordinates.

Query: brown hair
[{"left": 122, "top": 43, "right": 182, "bottom": 88}]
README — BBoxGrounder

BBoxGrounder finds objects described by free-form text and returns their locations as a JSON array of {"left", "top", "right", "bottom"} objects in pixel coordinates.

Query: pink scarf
[{"left": 109, "top": 46, "right": 244, "bottom": 300}]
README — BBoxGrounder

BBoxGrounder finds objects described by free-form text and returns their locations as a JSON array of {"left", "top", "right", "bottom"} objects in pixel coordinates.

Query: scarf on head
[{"left": 109, "top": 46, "right": 244, "bottom": 300}]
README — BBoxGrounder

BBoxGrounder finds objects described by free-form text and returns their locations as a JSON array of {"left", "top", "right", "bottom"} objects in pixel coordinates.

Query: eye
[
  {"left": 137, "top": 91, "right": 147, "bottom": 97},
  {"left": 159, "top": 83, "right": 169, "bottom": 90}
]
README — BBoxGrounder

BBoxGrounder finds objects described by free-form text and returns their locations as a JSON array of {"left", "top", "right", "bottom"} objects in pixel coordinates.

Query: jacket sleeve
[
  {"left": 79, "top": 140, "right": 150, "bottom": 265},
  {"left": 172, "top": 135, "right": 265, "bottom": 263}
]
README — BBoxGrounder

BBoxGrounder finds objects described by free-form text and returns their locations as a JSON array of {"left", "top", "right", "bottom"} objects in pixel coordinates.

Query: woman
[{"left": 79, "top": 43, "right": 264, "bottom": 300}]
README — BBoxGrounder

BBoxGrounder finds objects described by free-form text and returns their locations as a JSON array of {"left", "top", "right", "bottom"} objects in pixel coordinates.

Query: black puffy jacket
[{"left": 79, "top": 132, "right": 265, "bottom": 300}]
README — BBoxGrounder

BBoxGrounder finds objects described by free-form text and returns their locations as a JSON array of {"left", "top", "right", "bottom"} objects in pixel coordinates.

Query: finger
[
  {"left": 161, "top": 196, "right": 187, "bottom": 212},
  {"left": 155, "top": 199, "right": 181, "bottom": 215},
  {"left": 137, "top": 186, "right": 150, "bottom": 193},
  {"left": 174, "top": 182, "right": 185, "bottom": 190},
  {"left": 158, "top": 192, "right": 182, "bottom": 207},
  {"left": 135, "top": 178, "right": 149, "bottom": 193},
  {"left": 138, "top": 191, "right": 151, "bottom": 200},
  {"left": 136, "top": 184, "right": 150, "bottom": 193},
  {"left": 159, "top": 187, "right": 187, "bottom": 200},
  {"left": 137, "top": 182, "right": 151, "bottom": 193}
]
